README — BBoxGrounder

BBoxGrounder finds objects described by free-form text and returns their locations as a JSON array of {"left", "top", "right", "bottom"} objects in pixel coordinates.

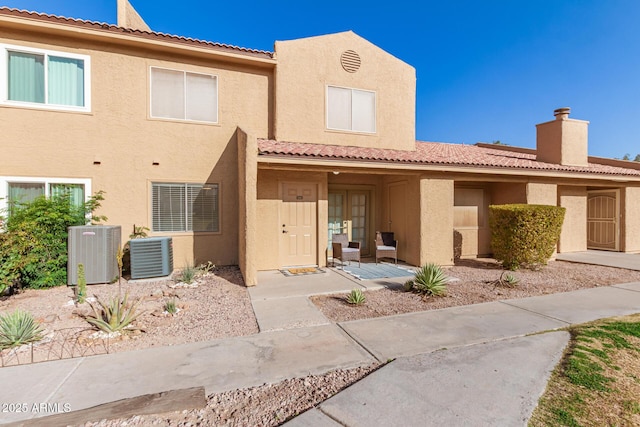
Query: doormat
[
  {"left": 337, "top": 262, "right": 416, "bottom": 280},
  {"left": 280, "top": 267, "right": 325, "bottom": 277}
]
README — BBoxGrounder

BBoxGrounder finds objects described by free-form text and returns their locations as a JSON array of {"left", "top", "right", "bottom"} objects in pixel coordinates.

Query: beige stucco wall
[
  {"left": 0, "top": 31, "right": 272, "bottom": 269},
  {"left": 622, "top": 186, "right": 640, "bottom": 253},
  {"left": 536, "top": 117, "right": 589, "bottom": 167},
  {"left": 237, "top": 129, "right": 258, "bottom": 286},
  {"left": 558, "top": 186, "right": 587, "bottom": 253},
  {"left": 526, "top": 183, "right": 558, "bottom": 205},
  {"left": 490, "top": 182, "right": 527, "bottom": 204},
  {"left": 274, "top": 31, "right": 416, "bottom": 151},
  {"left": 419, "top": 178, "right": 454, "bottom": 266}
]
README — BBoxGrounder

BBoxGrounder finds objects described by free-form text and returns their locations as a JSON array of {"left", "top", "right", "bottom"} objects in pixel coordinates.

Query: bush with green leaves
[
  {"left": 0, "top": 309, "right": 44, "bottom": 350},
  {"left": 345, "top": 288, "right": 366, "bottom": 305},
  {"left": 489, "top": 204, "right": 565, "bottom": 270},
  {"left": 84, "top": 292, "right": 142, "bottom": 334},
  {"left": 405, "top": 263, "right": 448, "bottom": 296},
  {"left": 0, "top": 190, "right": 105, "bottom": 290}
]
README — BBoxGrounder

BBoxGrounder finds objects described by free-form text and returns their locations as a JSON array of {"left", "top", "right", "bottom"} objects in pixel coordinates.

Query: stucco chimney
[
  {"left": 117, "top": 0, "right": 150, "bottom": 31},
  {"left": 536, "top": 107, "right": 589, "bottom": 167}
]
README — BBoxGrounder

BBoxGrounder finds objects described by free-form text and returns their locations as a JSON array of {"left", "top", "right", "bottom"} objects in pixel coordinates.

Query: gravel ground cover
[{"left": 2, "top": 260, "right": 640, "bottom": 426}]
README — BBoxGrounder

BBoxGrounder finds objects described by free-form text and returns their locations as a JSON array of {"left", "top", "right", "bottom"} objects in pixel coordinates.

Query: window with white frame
[
  {"left": 0, "top": 177, "right": 90, "bottom": 215},
  {"left": 326, "top": 85, "right": 376, "bottom": 133},
  {"left": 151, "top": 183, "right": 219, "bottom": 232},
  {"left": 1, "top": 44, "right": 90, "bottom": 111},
  {"left": 150, "top": 67, "right": 218, "bottom": 123}
]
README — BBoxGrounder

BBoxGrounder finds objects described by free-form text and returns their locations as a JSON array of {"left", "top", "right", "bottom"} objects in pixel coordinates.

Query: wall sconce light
[{"left": 332, "top": 171, "right": 340, "bottom": 175}]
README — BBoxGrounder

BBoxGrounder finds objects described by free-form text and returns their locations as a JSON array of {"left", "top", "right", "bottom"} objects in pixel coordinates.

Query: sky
[{"left": 2, "top": 0, "right": 640, "bottom": 158}]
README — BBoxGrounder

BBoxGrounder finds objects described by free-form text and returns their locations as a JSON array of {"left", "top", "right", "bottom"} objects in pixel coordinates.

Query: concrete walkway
[
  {"left": 1, "top": 258, "right": 640, "bottom": 425},
  {"left": 557, "top": 250, "right": 640, "bottom": 270}
]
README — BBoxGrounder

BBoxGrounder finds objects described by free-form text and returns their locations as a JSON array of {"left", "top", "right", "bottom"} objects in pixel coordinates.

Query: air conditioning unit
[
  {"left": 129, "top": 237, "right": 173, "bottom": 279},
  {"left": 68, "top": 225, "right": 121, "bottom": 285}
]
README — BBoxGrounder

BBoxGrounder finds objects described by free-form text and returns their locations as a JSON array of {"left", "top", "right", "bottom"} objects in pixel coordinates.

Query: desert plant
[
  {"left": 180, "top": 264, "right": 197, "bottom": 284},
  {"left": 116, "top": 245, "right": 124, "bottom": 297},
  {"left": 346, "top": 288, "right": 366, "bottom": 305},
  {"left": 129, "top": 225, "right": 149, "bottom": 240},
  {"left": 196, "top": 261, "right": 216, "bottom": 277},
  {"left": 0, "top": 190, "right": 106, "bottom": 290},
  {"left": 76, "top": 263, "right": 87, "bottom": 304},
  {"left": 489, "top": 204, "right": 565, "bottom": 270},
  {"left": 84, "top": 292, "right": 142, "bottom": 334},
  {"left": 164, "top": 298, "right": 178, "bottom": 314},
  {"left": 406, "top": 263, "right": 448, "bottom": 296},
  {"left": 0, "top": 309, "right": 44, "bottom": 350},
  {"left": 502, "top": 272, "right": 519, "bottom": 287}
]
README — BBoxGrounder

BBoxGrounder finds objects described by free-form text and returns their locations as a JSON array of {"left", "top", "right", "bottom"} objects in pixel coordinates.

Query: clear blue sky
[{"left": 3, "top": 0, "right": 640, "bottom": 158}]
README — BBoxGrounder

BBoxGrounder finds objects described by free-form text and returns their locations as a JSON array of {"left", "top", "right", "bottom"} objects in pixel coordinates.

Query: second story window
[
  {"left": 1, "top": 45, "right": 90, "bottom": 111},
  {"left": 326, "top": 85, "right": 376, "bottom": 133},
  {"left": 150, "top": 67, "right": 218, "bottom": 123}
]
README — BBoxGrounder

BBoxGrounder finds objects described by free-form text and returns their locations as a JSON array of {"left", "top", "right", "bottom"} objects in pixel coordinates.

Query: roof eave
[
  {"left": 0, "top": 12, "right": 276, "bottom": 67},
  {"left": 257, "top": 154, "right": 640, "bottom": 182}
]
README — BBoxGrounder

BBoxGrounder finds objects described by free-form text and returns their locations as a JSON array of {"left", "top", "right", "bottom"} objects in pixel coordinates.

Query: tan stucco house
[{"left": 1, "top": 3, "right": 639, "bottom": 286}]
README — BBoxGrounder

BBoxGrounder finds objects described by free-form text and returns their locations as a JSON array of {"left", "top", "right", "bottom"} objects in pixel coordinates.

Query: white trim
[
  {"left": 0, "top": 176, "right": 92, "bottom": 214},
  {"left": 0, "top": 43, "right": 91, "bottom": 113},
  {"left": 326, "top": 84, "right": 377, "bottom": 134},
  {"left": 149, "top": 66, "right": 219, "bottom": 124}
]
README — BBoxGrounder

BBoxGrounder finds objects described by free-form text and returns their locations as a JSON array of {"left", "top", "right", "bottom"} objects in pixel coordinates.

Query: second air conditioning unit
[{"left": 129, "top": 236, "right": 173, "bottom": 279}]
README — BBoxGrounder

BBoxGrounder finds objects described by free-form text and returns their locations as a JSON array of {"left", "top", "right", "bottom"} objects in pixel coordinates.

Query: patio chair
[
  {"left": 375, "top": 231, "right": 398, "bottom": 264},
  {"left": 332, "top": 233, "right": 361, "bottom": 267}
]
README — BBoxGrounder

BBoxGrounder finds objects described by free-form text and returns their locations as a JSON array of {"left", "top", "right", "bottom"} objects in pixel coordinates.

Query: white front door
[{"left": 280, "top": 183, "right": 317, "bottom": 266}]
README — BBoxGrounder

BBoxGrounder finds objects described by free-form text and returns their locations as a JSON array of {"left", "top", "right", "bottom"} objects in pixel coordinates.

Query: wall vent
[
  {"left": 68, "top": 226, "right": 121, "bottom": 285},
  {"left": 129, "top": 237, "right": 173, "bottom": 279},
  {"left": 340, "top": 50, "right": 361, "bottom": 73}
]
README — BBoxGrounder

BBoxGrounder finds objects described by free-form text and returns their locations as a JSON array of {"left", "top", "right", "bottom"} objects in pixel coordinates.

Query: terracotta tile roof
[
  {"left": 257, "top": 139, "right": 640, "bottom": 177},
  {"left": 0, "top": 7, "right": 274, "bottom": 59}
]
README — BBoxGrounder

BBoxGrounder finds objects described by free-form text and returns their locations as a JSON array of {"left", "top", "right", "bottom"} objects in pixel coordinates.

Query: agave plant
[
  {"left": 407, "top": 263, "right": 448, "bottom": 296},
  {"left": 85, "top": 292, "right": 143, "bottom": 333},
  {"left": 345, "top": 288, "right": 366, "bottom": 305},
  {"left": 0, "top": 309, "right": 44, "bottom": 350}
]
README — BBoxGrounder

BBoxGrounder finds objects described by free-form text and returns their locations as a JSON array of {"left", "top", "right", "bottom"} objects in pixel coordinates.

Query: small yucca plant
[
  {"left": 407, "top": 263, "right": 448, "bottom": 296},
  {"left": 85, "top": 292, "right": 142, "bottom": 333},
  {"left": 345, "top": 288, "right": 366, "bottom": 305},
  {"left": 501, "top": 272, "right": 519, "bottom": 287},
  {"left": 164, "top": 298, "right": 178, "bottom": 314},
  {"left": 180, "top": 264, "right": 197, "bottom": 284},
  {"left": 0, "top": 309, "right": 44, "bottom": 350}
]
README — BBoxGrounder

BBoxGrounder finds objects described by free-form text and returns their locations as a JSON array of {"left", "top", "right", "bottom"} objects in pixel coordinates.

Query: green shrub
[
  {"left": 345, "top": 288, "right": 366, "bottom": 305},
  {"left": 84, "top": 292, "right": 142, "bottom": 333},
  {"left": 0, "top": 190, "right": 105, "bottom": 290},
  {"left": 406, "top": 263, "right": 448, "bottom": 296},
  {"left": 489, "top": 204, "right": 565, "bottom": 270},
  {"left": 0, "top": 309, "right": 44, "bottom": 350}
]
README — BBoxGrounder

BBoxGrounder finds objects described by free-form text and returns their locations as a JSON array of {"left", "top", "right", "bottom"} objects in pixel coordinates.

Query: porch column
[
  {"left": 623, "top": 187, "right": 640, "bottom": 253},
  {"left": 419, "top": 178, "right": 454, "bottom": 266},
  {"left": 237, "top": 128, "right": 258, "bottom": 286},
  {"left": 558, "top": 186, "right": 587, "bottom": 253}
]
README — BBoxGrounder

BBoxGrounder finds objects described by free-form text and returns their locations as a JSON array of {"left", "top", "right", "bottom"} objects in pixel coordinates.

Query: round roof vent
[{"left": 340, "top": 50, "right": 361, "bottom": 73}]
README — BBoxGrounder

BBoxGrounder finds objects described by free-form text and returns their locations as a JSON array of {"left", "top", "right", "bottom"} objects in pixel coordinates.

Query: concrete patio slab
[
  {"left": 557, "top": 250, "right": 640, "bottom": 271},
  {"left": 285, "top": 408, "right": 343, "bottom": 427},
  {"left": 301, "top": 332, "right": 569, "bottom": 427},
  {"left": 339, "top": 301, "right": 566, "bottom": 361},
  {"left": 0, "top": 324, "right": 375, "bottom": 424},
  {"left": 251, "top": 269, "right": 363, "bottom": 300},
  {"left": 612, "top": 282, "right": 640, "bottom": 292},
  {"left": 251, "top": 296, "right": 330, "bottom": 331},
  {"left": 502, "top": 286, "right": 640, "bottom": 325}
]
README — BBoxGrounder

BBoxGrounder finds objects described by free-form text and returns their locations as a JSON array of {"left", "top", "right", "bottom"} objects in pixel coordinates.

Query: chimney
[
  {"left": 536, "top": 107, "right": 589, "bottom": 167},
  {"left": 117, "top": 0, "right": 151, "bottom": 31}
]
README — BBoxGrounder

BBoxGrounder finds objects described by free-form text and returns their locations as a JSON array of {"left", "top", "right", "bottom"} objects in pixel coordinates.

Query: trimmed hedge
[{"left": 489, "top": 204, "right": 566, "bottom": 270}]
